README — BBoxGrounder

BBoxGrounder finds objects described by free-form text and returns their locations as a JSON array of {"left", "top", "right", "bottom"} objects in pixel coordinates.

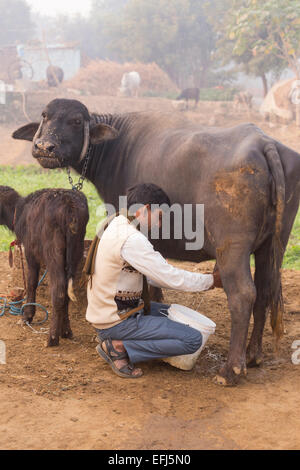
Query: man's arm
[{"left": 121, "top": 232, "right": 214, "bottom": 292}]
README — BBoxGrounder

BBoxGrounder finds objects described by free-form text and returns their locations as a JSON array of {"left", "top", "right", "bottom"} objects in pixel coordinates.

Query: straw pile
[{"left": 65, "top": 60, "right": 178, "bottom": 96}]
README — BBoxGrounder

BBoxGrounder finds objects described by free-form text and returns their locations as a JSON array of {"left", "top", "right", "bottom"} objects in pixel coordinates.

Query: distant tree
[
  {"left": 89, "top": 0, "right": 129, "bottom": 60},
  {"left": 53, "top": 14, "right": 98, "bottom": 59},
  {"left": 205, "top": 0, "right": 300, "bottom": 95},
  {"left": 0, "top": 0, "right": 34, "bottom": 46},
  {"left": 104, "top": 0, "right": 216, "bottom": 88}
]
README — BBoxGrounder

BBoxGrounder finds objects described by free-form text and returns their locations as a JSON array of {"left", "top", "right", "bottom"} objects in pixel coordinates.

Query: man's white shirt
[{"left": 121, "top": 232, "right": 214, "bottom": 292}]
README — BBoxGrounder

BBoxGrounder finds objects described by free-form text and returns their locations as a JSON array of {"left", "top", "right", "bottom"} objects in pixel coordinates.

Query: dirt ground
[
  {"left": 0, "top": 93, "right": 299, "bottom": 450},
  {"left": 0, "top": 254, "right": 299, "bottom": 450}
]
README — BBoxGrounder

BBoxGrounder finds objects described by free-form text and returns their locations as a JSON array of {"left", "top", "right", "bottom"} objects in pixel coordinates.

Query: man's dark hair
[{"left": 126, "top": 183, "right": 170, "bottom": 209}]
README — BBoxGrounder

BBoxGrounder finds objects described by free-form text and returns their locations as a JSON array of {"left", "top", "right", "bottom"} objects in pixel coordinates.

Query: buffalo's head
[{"left": 12, "top": 99, "right": 118, "bottom": 169}]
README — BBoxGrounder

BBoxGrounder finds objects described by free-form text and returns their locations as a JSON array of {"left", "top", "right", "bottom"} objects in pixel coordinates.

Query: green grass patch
[
  {"left": 0, "top": 165, "right": 299, "bottom": 269},
  {"left": 198, "top": 87, "right": 238, "bottom": 102},
  {"left": 284, "top": 209, "right": 300, "bottom": 270},
  {"left": 0, "top": 165, "right": 103, "bottom": 251}
]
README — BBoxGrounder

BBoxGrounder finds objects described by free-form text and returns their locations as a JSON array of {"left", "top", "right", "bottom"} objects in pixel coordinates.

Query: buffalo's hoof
[
  {"left": 47, "top": 335, "right": 59, "bottom": 347},
  {"left": 61, "top": 329, "right": 73, "bottom": 339},
  {"left": 213, "top": 375, "right": 232, "bottom": 386},
  {"left": 213, "top": 363, "right": 247, "bottom": 386},
  {"left": 246, "top": 346, "right": 263, "bottom": 368},
  {"left": 247, "top": 356, "right": 263, "bottom": 368}
]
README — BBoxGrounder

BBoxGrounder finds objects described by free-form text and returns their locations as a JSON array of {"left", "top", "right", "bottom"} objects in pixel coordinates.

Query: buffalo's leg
[
  {"left": 23, "top": 257, "right": 40, "bottom": 324},
  {"left": 215, "top": 244, "right": 256, "bottom": 385},
  {"left": 247, "top": 207, "right": 296, "bottom": 365},
  {"left": 247, "top": 237, "right": 275, "bottom": 367},
  {"left": 149, "top": 286, "right": 164, "bottom": 303}
]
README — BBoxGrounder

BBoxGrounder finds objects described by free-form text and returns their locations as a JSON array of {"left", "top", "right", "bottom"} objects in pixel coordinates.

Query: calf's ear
[
  {"left": 90, "top": 123, "right": 119, "bottom": 145},
  {"left": 12, "top": 123, "right": 40, "bottom": 141}
]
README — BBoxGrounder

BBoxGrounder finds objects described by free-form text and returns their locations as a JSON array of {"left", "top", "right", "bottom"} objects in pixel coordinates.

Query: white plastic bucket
[{"left": 162, "top": 304, "right": 216, "bottom": 371}]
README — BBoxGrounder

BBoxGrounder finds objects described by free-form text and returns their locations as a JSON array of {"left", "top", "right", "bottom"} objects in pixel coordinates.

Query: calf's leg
[
  {"left": 61, "top": 297, "right": 73, "bottom": 339},
  {"left": 23, "top": 257, "right": 40, "bottom": 324},
  {"left": 47, "top": 270, "right": 68, "bottom": 347}
]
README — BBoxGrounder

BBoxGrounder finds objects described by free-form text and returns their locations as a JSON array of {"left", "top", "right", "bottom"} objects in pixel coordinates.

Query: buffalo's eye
[
  {"left": 69, "top": 118, "right": 82, "bottom": 126},
  {"left": 42, "top": 112, "right": 47, "bottom": 119}
]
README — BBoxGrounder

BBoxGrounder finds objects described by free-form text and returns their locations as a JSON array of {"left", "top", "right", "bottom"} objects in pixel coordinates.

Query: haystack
[{"left": 65, "top": 60, "right": 178, "bottom": 96}]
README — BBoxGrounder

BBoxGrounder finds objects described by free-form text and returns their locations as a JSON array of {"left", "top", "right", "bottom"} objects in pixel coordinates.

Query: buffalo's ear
[
  {"left": 90, "top": 123, "right": 119, "bottom": 145},
  {"left": 12, "top": 123, "right": 40, "bottom": 141}
]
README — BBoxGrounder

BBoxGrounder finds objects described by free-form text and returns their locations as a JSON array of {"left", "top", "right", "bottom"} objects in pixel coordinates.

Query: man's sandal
[{"left": 96, "top": 338, "right": 143, "bottom": 379}]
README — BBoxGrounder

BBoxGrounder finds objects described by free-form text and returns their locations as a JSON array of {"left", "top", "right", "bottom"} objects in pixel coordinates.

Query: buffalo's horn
[
  {"left": 33, "top": 119, "right": 43, "bottom": 144},
  {"left": 79, "top": 121, "right": 90, "bottom": 162}
]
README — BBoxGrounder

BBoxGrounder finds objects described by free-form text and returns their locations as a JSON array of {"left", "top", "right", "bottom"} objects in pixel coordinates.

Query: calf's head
[{"left": 12, "top": 99, "right": 118, "bottom": 169}]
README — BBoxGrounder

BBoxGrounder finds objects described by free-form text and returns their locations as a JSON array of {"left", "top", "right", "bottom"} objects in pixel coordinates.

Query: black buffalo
[
  {"left": 177, "top": 87, "right": 200, "bottom": 108},
  {"left": 13, "top": 98, "right": 300, "bottom": 385}
]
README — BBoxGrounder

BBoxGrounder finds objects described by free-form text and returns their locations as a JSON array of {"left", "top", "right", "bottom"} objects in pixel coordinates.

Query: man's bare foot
[{"left": 102, "top": 340, "right": 143, "bottom": 377}]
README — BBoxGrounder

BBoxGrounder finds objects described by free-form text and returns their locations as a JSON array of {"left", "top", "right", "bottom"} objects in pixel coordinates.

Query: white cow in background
[
  {"left": 120, "top": 71, "right": 141, "bottom": 97},
  {"left": 259, "top": 78, "right": 298, "bottom": 123}
]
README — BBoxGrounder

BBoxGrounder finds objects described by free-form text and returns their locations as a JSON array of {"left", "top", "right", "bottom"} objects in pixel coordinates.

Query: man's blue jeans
[{"left": 96, "top": 302, "right": 202, "bottom": 364}]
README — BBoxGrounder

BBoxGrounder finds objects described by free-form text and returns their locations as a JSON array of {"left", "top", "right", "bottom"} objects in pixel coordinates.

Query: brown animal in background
[
  {"left": 234, "top": 91, "right": 253, "bottom": 113},
  {"left": 46, "top": 65, "right": 64, "bottom": 87},
  {"left": 0, "top": 186, "right": 89, "bottom": 346}
]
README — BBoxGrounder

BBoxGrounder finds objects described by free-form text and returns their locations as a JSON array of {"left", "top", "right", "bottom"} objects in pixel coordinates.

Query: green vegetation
[
  {"left": 0, "top": 165, "right": 299, "bottom": 269},
  {"left": 198, "top": 88, "right": 238, "bottom": 102},
  {"left": 205, "top": 0, "right": 300, "bottom": 95},
  {"left": 0, "top": 166, "right": 103, "bottom": 251},
  {"left": 285, "top": 209, "right": 300, "bottom": 269}
]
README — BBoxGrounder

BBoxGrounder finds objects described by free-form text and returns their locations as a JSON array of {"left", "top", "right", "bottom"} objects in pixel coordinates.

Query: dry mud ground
[
  {"left": 0, "top": 94, "right": 299, "bottom": 450},
  {"left": 0, "top": 256, "right": 299, "bottom": 450}
]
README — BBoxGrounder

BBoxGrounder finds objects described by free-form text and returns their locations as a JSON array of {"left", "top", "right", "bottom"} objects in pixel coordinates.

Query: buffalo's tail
[
  {"left": 65, "top": 210, "right": 86, "bottom": 303},
  {"left": 263, "top": 142, "right": 286, "bottom": 341}
]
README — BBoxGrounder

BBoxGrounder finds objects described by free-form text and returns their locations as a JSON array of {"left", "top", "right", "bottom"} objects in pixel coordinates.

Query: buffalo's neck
[{"left": 72, "top": 113, "right": 134, "bottom": 206}]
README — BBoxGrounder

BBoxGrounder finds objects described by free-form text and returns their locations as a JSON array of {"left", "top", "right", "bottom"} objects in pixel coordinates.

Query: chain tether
[{"left": 66, "top": 145, "right": 92, "bottom": 191}]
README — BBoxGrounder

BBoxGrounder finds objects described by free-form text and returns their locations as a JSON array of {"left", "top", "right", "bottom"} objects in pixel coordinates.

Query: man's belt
[{"left": 118, "top": 301, "right": 145, "bottom": 321}]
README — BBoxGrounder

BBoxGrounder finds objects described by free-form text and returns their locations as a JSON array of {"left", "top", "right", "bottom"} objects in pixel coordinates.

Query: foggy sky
[{"left": 27, "top": 0, "right": 92, "bottom": 17}]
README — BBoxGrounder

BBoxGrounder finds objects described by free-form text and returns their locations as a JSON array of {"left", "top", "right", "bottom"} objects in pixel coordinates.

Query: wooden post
[{"left": 42, "top": 30, "right": 60, "bottom": 87}]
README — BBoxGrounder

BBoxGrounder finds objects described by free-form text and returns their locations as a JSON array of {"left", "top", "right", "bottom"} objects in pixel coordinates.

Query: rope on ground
[{"left": 0, "top": 270, "right": 49, "bottom": 326}]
